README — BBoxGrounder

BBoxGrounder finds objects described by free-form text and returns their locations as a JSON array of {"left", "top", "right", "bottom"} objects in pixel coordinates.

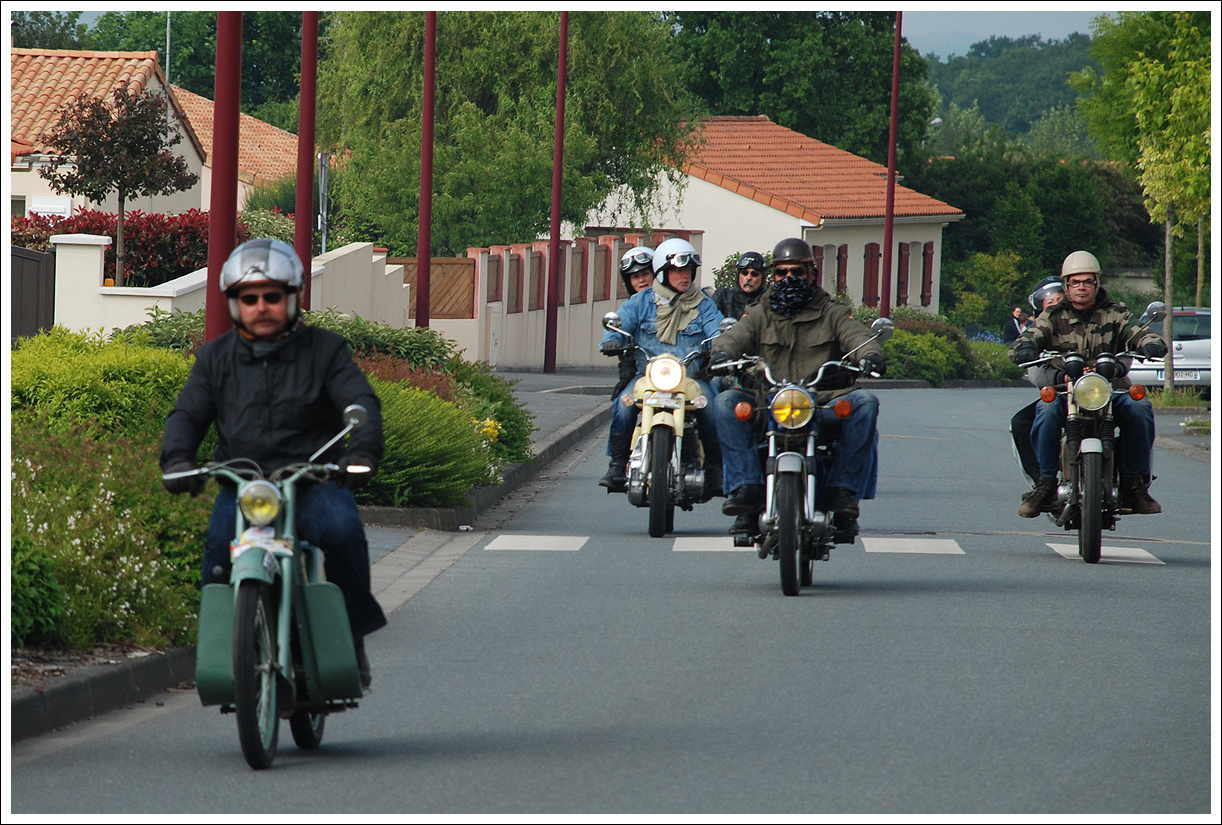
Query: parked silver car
[{"left": 1128, "top": 306, "right": 1211, "bottom": 393}]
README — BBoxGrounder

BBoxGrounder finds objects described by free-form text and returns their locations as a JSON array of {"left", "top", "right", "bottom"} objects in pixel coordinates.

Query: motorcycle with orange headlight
[
  {"left": 713, "top": 317, "right": 893, "bottom": 595},
  {"left": 1019, "top": 302, "right": 1166, "bottom": 563}
]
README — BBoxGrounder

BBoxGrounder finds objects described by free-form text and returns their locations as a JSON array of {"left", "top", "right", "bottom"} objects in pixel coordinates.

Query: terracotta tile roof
[
  {"left": 172, "top": 85, "right": 301, "bottom": 185},
  {"left": 10, "top": 47, "right": 204, "bottom": 161},
  {"left": 684, "top": 116, "right": 961, "bottom": 222}
]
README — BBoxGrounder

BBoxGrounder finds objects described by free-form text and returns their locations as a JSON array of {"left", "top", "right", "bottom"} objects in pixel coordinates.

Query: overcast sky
[{"left": 903, "top": 9, "right": 1112, "bottom": 59}]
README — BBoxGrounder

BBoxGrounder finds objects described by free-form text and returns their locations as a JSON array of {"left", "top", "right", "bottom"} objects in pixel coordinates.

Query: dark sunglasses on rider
[
  {"left": 666, "top": 251, "right": 701, "bottom": 269},
  {"left": 237, "top": 290, "right": 287, "bottom": 306},
  {"left": 620, "top": 250, "right": 653, "bottom": 273},
  {"left": 773, "top": 264, "right": 808, "bottom": 278}
]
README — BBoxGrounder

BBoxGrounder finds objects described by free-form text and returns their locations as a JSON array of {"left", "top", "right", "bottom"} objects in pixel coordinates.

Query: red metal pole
[
  {"left": 544, "top": 11, "right": 568, "bottom": 374},
  {"left": 880, "top": 11, "right": 902, "bottom": 320},
  {"left": 416, "top": 11, "right": 436, "bottom": 328},
  {"left": 295, "top": 11, "right": 319, "bottom": 310},
  {"left": 205, "top": 11, "right": 243, "bottom": 341}
]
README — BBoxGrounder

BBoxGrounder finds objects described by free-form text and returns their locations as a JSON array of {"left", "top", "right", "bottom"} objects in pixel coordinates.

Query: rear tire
[
  {"left": 290, "top": 709, "right": 325, "bottom": 750},
  {"left": 1079, "top": 452, "right": 1103, "bottom": 564},
  {"left": 234, "top": 580, "right": 279, "bottom": 769},
  {"left": 648, "top": 428, "right": 674, "bottom": 538},
  {"left": 777, "top": 474, "right": 803, "bottom": 596}
]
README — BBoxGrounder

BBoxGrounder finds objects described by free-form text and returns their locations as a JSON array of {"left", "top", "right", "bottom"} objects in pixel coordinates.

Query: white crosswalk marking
[
  {"left": 485, "top": 535, "right": 588, "bottom": 551},
  {"left": 1047, "top": 543, "right": 1164, "bottom": 564},
  {"left": 671, "top": 537, "right": 755, "bottom": 552},
  {"left": 861, "top": 537, "right": 965, "bottom": 554}
]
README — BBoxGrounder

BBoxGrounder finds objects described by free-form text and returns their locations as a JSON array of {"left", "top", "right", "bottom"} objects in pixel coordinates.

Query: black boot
[
  {"left": 599, "top": 433, "right": 631, "bottom": 493},
  {"left": 702, "top": 437, "right": 724, "bottom": 500},
  {"left": 723, "top": 484, "right": 765, "bottom": 515}
]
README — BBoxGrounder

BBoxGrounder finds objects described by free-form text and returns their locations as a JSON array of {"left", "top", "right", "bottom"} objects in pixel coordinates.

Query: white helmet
[
  {"left": 220, "top": 238, "right": 305, "bottom": 325},
  {"left": 651, "top": 238, "right": 701, "bottom": 289},
  {"left": 1061, "top": 250, "right": 1101, "bottom": 280}
]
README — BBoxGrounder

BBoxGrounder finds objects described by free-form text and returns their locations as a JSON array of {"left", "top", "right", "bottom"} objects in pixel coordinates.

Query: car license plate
[
  {"left": 644, "top": 392, "right": 681, "bottom": 409},
  {"left": 1156, "top": 370, "right": 1200, "bottom": 381}
]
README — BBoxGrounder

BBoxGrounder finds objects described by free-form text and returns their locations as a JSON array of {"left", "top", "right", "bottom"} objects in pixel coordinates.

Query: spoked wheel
[
  {"left": 234, "top": 580, "right": 279, "bottom": 769},
  {"left": 777, "top": 474, "right": 803, "bottom": 596},
  {"left": 648, "top": 427, "right": 674, "bottom": 538},
  {"left": 1079, "top": 452, "right": 1103, "bottom": 564},
  {"left": 290, "top": 709, "right": 325, "bottom": 750}
]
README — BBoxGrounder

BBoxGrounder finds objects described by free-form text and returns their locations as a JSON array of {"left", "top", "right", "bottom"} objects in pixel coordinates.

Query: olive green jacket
[
  {"left": 1009, "top": 288, "right": 1163, "bottom": 385},
  {"left": 713, "top": 286, "right": 882, "bottom": 402}
]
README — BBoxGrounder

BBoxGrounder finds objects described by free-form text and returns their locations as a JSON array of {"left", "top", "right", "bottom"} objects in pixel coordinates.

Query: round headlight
[
  {"left": 238, "top": 480, "right": 282, "bottom": 526},
  {"left": 647, "top": 356, "right": 684, "bottom": 392},
  {"left": 771, "top": 387, "right": 814, "bottom": 429},
  {"left": 1073, "top": 373, "right": 1112, "bottom": 411}
]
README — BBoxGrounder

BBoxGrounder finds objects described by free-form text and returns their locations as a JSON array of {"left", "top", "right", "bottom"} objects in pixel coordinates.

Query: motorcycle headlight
[
  {"left": 647, "top": 356, "right": 684, "bottom": 392},
  {"left": 1073, "top": 373, "right": 1112, "bottom": 411},
  {"left": 238, "top": 480, "right": 282, "bottom": 526},
  {"left": 771, "top": 387, "right": 814, "bottom": 429}
]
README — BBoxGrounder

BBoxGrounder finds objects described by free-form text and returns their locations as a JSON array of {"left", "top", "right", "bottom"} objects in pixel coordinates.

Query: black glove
[
  {"left": 1141, "top": 341, "right": 1168, "bottom": 359},
  {"left": 600, "top": 339, "right": 626, "bottom": 356},
  {"left": 859, "top": 352, "right": 887, "bottom": 378},
  {"left": 708, "top": 350, "right": 735, "bottom": 373},
  {"left": 162, "top": 459, "right": 205, "bottom": 496},
  {"left": 338, "top": 454, "right": 376, "bottom": 490},
  {"left": 1011, "top": 341, "right": 1038, "bottom": 366}
]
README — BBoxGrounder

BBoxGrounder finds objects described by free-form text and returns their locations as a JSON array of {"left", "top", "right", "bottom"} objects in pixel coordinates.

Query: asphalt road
[{"left": 10, "top": 388, "right": 1214, "bottom": 815}]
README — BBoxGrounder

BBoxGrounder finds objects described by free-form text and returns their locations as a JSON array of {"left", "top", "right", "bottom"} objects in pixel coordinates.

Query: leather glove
[
  {"left": 162, "top": 459, "right": 205, "bottom": 496},
  {"left": 338, "top": 454, "right": 376, "bottom": 490},
  {"left": 1141, "top": 341, "right": 1168, "bottom": 359},
  {"left": 859, "top": 352, "right": 887, "bottom": 378},
  {"left": 708, "top": 350, "right": 735, "bottom": 373},
  {"left": 1011, "top": 340, "right": 1038, "bottom": 366},
  {"left": 600, "top": 339, "right": 626, "bottom": 356}
]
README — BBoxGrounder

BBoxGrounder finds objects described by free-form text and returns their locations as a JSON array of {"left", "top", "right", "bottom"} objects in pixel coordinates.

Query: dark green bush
[
  {"left": 117, "top": 306, "right": 206, "bottom": 354},
  {"left": 10, "top": 534, "right": 65, "bottom": 648},
  {"left": 448, "top": 358, "right": 534, "bottom": 463},
  {"left": 882, "top": 330, "right": 966, "bottom": 384},
  {"left": 357, "top": 379, "right": 496, "bottom": 507},
  {"left": 304, "top": 308, "right": 458, "bottom": 367},
  {"left": 966, "top": 339, "right": 1023, "bottom": 380}
]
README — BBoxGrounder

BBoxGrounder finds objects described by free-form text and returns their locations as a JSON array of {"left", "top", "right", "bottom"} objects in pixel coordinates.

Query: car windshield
[{"left": 1173, "top": 313, "right": 1211, "bottom": 341}]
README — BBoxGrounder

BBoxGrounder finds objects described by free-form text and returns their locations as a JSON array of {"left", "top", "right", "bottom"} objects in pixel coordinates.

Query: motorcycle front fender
[
  {"left": 230, "top": 546, "right": 279, "bottom": 586},
  {"left": 1078, "top": 437, "right": 1103, "bottom": 454}
]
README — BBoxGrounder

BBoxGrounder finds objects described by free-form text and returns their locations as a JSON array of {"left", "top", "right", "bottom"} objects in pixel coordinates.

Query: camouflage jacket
[{"left": 1008, "top": 288, "right": 1164, "bottom": 382}]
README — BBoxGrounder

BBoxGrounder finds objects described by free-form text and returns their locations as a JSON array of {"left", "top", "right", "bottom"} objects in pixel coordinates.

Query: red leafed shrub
[
  {"left": 355, "top": 352, "right": 462, "bottom": 403},
  {"left": 11, "top": 209, "right": 251, "bottom": 288}
]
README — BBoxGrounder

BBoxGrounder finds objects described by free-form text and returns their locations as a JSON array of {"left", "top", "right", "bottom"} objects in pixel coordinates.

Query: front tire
[
  {"left": 1079, "top": 452, "right": 1103, "bottom": 564},
  {"left": 234, "top": 580, "right": 279, "bottom": 769},
  {"left": 777, "top": 474, "right": 803, "bottom": 596},
  {"left": 648, "top": 428, "right": 674, "bottom": 538}
]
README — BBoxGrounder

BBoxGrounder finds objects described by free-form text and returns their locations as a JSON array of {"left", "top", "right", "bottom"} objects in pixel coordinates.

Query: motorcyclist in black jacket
[
  {"left": 711, "top": 251, "right": 768, "bottom": 321},
  {"left": 160, "top": 238, "right": 387, "bottom": 687}
]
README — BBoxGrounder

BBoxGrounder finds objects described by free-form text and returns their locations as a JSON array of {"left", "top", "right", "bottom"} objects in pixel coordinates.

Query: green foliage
[
  {"left": 10, "top": 413, "right": 209, "bottom": 648},
  {"left": 989, "top": 181, "right": 1044, "bottom": 272},
  {"left": 447, "top": 358, "right": 535, "bottom": 464},
  {"left": 357, "top": 380, "right": 496, "bottom": 507},
  {"left": 318, "top": 11, "right": 696, "bottom": 256},
  {"left": 942, "top": 251, "right": 1027, "bottom": 330},
  {"left": 10, "top": 534, "right": 65, "bottom": 648},
  {"left": 238, "top": 208, "right": 296, "bottom": 245},
  {"left": 1027, "top": 162, "right": 1109, "bottom": 271},
  {"left": 1148, "top": 387, "right": 1208, "bottom": 408},
  {"left": 243, "top": 175, "right": 301, "bottom": 216},
  {"left": 117, "top": 306, "right": 206, "bottom": 354},
  {"left": 882, "top": 330, "right": 965, "bottom": 385},
  {"left": 926, "top": 33, "right": 1097, "bottom": 136},
  {"left": 302, "top": 308, "right": 458, "bottom": 367},
  {"left": 670, "top": 11, "right": 936, "bottom": 165},
  {"left": 11, "top": 329, "right": 193, "bottom": 439},
  {"left": 1020, "top": 104, "right": 1099, "bottom": 160},
  {"left": 10, "top": 11, "right": 91, "bottom": 49},
  {"left": 925, "top": 99, "right": 1012, "bottom": 160},
  {"left": 965, "top": 339, "right": 1023, "bottom": 380}
]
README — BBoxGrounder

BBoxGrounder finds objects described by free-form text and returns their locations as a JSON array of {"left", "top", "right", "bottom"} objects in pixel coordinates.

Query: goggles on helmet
[
  {"left": 665, "top": 251, "right": 701, "bottom": 270},
  {"left": 620, "top": 250, "right": 653, "bottom": 273}
]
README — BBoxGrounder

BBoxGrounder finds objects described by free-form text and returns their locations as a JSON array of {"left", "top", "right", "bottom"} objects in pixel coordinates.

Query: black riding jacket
[{"left": 160, "top": 325, "right": 384, "bottom": 477}]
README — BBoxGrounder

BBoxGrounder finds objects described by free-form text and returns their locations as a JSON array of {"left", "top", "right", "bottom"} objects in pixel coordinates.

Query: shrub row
[{"left": 852, "top": 305, "right": 1022, "bottom": 383}]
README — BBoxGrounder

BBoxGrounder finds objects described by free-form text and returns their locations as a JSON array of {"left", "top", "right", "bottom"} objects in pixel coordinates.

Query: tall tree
[
  {"left": 668, "top": 11, "right": 936, "bottom": 164},
  {"left": 10, "top": 11, "right": 90, "bottom": 49},
  {"left": 39, "top": 88, "right": 198, "bottom": 286},
  {"left": 317, "top": 11, "right": 696, "bottom": 256}
]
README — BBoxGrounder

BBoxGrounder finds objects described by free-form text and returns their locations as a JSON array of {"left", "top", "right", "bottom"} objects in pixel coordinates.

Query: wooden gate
[
  {"left": 11, "top": 246, "right": 55, "bottom": 345},
  {"left": 390, "top": 257, "right": 476, "bottom": 320}
]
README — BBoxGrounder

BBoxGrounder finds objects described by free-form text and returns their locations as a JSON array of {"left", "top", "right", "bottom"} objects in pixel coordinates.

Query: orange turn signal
[
  {"left": 1040, "top": 386, "right": 1057, "bottom": 403},
  {"left": 734, "top": 401, "right": 754, "bottom": 421},
  {"left": 833, "top": 399, "right": 852, "bottom": 418},
  {"left": 1129, "top": 384, "right": 1146, "bottom": 401}
]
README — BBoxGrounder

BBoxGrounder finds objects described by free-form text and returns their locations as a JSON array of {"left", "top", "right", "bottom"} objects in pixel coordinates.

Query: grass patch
[{"left": 1146, "top": 386, "right": 1209, "bottom": 407}]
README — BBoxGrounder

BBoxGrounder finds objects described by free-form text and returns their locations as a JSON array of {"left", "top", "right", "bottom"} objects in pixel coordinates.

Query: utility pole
[
  {"left": 295, "top": 11, "right": 319, "bottom": 310},
  {"left": 204, "top": 12, "right": 242, "bottom": 342},
  {"left": 416, "top": 11, "right": 437, "bottom": 328},
  {"left": 879, "top": 10, "right": 902, "bottom": 320},
  {"left": 544, "top": 11, "right": 569, "bottom": 373}
]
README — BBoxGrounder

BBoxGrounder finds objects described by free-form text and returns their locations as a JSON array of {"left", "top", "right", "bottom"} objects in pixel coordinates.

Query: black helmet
[
  {"left": 771, "top": 237, "right": 814, "bottom": 265},
  {"left": 736, "top": 251, "right": 766, "bottom": 273},
  {"left": 1028, "top": 276, "right": 1065, "bottom": 312}
]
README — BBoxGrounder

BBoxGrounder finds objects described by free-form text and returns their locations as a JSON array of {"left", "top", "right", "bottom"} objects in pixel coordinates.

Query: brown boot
[
  {"left": 1019, "top": 476, "right": 1058, "bottom": 518},
  {"left": 1121, "top": 476, "right": 1162, "bottom": 514}
]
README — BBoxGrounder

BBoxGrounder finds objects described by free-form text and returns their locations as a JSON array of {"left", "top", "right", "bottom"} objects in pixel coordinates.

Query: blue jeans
[
  {"left": 607, "top": 373, "right": 719, "bottom": 453},
  {"left": 1031, "top": 393, "right": 1155, "bottom": 480},
  {"left": 204, "top": 482, "right": 388, "bottom": 638},
  {"left": 714, "top": 388, "right": 880, "bottom": 500}
]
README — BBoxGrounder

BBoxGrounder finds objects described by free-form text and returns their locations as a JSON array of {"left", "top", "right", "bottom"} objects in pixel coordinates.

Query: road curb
[{"left": 11, "top": 647, "right": 196, "bottom": 742}]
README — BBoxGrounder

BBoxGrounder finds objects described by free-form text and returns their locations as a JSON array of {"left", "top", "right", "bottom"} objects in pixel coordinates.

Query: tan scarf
[{"left": 653, "top": 281, "right": 705, "bottom": 344}]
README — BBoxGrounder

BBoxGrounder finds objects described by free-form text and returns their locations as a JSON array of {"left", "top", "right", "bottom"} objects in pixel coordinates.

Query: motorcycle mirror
[
  {"left": 601, "top": 312, "right": 623, "bottom": 331},
  {"left": 718, "top": 317, "right": 737, "bottom": 334},
  {"left": 870, "top": 316, "right": 895, "bottom": 343},
  {"left": 1141, "top": 301, "right": 1167, "bottom": 326},
  {"left": 343, "top": 404, "right": 368, "bottom": 430}
]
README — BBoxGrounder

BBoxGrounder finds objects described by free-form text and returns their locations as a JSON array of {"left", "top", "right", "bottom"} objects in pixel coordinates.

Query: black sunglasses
[
  {"left": 238, "top": 290, "right": 286, "bottom": 306},
  {"left": 773, "top": 265, "right": 808, "bottom": 278}
]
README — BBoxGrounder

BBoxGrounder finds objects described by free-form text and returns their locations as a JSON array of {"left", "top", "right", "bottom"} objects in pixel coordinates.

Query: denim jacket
[{"left": 600, "top": 287, "right": 725, "bottom": 375}]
